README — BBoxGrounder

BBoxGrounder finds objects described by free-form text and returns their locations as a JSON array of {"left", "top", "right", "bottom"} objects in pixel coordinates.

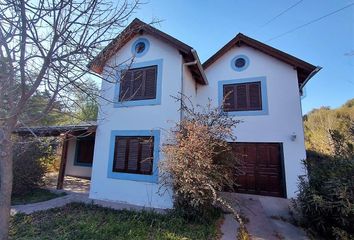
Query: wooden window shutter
[
  {"left": 140, "top": 137, "right": 154, "bottom": 174},
  {"left": 127, "top": 138, "right": 139, "bottom": 171},
  {"left": 113, "top": 137, "right": 127, "bottom": 171},
  {"left": 236, "top": 84, "right": 247, "bottom": 110},
  {"left": 119, "top": 71, "right": 133, "bottom": 101},
  {"left": 223, "top": 85, "right": 235, "bottom": 111},
  {"left": 222, "top": 81, "right": 262, "bottom": 112},
  {"left": 248, "top": 82, "right": 262, "bottom": 110},
  {"left": 113, "top": 136, "right": 154, "bottom": 175},
  {"left": 144, "top": 67, "right": 157, "bottom": 99},
  {"left": 132, "top": 69, "right": 144, "bottom": 100},
  {"left": 118, "top": 65, "right": 157, "bottom": 102}
]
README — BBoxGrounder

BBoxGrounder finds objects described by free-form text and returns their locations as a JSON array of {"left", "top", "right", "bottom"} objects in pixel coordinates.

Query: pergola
[{"left": 14, "top": 123, "right": 97, "bottom": 189}]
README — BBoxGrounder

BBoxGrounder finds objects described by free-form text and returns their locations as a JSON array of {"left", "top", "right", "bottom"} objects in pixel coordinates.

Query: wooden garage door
[{"left": 231, "top": 143, "right": 285, "bottom": 197}]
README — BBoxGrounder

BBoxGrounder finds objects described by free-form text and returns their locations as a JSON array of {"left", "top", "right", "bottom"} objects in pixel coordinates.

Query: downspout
[
  {"left": 180, "top": 59, "right": 197, "bottom": 121},
  {"left": 191, "top": 49, "right": 208, "bottom": 85},
  {"left": 298, "top": 66, "right": 321, "bottom": 163},
  {"left": 180, "top": 49, "right": 208, "bottom": 121}
]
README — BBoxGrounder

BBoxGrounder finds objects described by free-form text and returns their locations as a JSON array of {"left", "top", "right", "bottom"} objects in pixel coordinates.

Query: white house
[{"left": 61, "top": 18, "right": 320, "bottom": 209}]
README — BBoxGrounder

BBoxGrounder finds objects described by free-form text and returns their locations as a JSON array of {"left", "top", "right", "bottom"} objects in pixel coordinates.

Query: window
[
  {"left": 108, "top": 130, "right": 160, "bottom": 182},
  {"left": 218, "top": 77, "right": 268, "bottom": 116},
  {"left": 223, "top": 81, "right": 262, "bottom": 111},
  {"left": 112, "top": 136, "right": 154, "bottom": 175},
  {"left": 114, "top": 59, "right": 162, "bottom": 108},
  {"left": 231, "top": 55, "right": 249, "bottom": 72},
  {"left": 235, "top": 57, "right": 246, "bottom": 68},
  {"left": 135, "top": 42, "right": 146, "bottom": 54},
  {"left": 119, "top": 66, "right": 157, "bottom": 102},
  {"left": 75, "top": 136, "right": 95, "bottom": 167},
  {"left": 131, "top": 38, "right": 150, "bottom": 57}
]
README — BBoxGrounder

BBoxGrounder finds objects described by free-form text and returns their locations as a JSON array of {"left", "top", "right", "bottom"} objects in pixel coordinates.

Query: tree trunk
[{"left": 0, "top": 123, "right": 15, "bottom": 240}]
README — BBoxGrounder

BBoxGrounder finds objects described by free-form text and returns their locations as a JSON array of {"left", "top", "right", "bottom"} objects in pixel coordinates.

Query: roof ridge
[
  {"left": 88, "top": 18, "right": 207, "bottom": 84},
  {"left": 202, "top": 33, "right": 319, "bottom": 87}
]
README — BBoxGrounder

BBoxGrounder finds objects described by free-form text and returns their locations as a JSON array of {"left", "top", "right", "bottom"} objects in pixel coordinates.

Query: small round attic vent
[
  {"left": 131, "top": 38, "right": 150, "bottom": 57},
  {"left": 231, "top": 55, "right": 249, "bottom": 72}
]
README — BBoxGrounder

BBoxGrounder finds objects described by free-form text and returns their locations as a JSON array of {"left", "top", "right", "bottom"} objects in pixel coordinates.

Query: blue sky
[{"left": 132, "top": 0, "right": 354, "bottom": 114}]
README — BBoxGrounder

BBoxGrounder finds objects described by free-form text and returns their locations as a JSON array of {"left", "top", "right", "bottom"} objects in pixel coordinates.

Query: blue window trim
[
  {"left": 113, "top": 59, "right": 163, "bottom": 108},
  {"left": 231, "top": 55, "right": 250, "bottom": 72},
  {"left": 107, "top": 130, "right": 160, "bottom": 183},
  {"left": 74, "top": 136, "right": 94, "bottom": 167},
  {"left": 218, "top": 76, "right": 269, "bottom": 116},
  {"left": 131, "top": 38, "right": 150, "bottom": 57}
]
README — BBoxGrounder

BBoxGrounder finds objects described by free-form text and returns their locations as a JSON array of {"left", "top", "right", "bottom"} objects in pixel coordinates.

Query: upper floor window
[
  {"left": 223, "top": 81, "right": 262, "bottom": 111},
  {"left": 119, "top": 65, "right": 157, "bottom": 102},
  {"left": 112, "top": 136, "right": 154, "bottom": 175},
  {"left": 114, "top": 59, "right": 162, "bottom": 108}
]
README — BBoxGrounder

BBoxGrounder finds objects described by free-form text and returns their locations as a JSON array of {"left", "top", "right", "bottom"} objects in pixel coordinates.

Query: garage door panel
[
  {"left": 232, "top": 142, "right": 285, "bottom": 198},
  {"left": 257, "top": 146, "right": 269, "bottom": 165},
  {"left": 238, "top": 175, "right": 257, "bottom": 193},
  {"left": 237, "top": 146, "right": 256, "bottom": 163},
  {"left": 247, "top": 175, "right": 256, "bottom": 189},
  {"left": 258, "top": 168, "right": 281, "bottom": 174},
  {"left": 259, "top": 175, "right": 282, "bottom": 195},
  {"left": 243, "top": 165, "right": 255, "bottom": 171}
]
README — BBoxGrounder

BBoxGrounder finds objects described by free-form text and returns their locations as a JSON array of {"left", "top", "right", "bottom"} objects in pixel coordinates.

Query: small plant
[{"left": 160, "top": 96, "right": 248, "bottom": 235}]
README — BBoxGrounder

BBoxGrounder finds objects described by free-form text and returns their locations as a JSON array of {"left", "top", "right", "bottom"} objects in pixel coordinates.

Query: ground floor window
[
  {"left": 107, "top": 130, "right": 160, "bottom": 183},
  {"left": 74, "top": 136, "right": 95, "bottom": 167},
  {"left": 113, "top": 136, "right": 154, "bottom": 175}
]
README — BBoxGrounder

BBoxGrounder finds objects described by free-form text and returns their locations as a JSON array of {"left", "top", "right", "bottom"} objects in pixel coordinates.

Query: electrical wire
[
  {"left": 266, "top": 2, "right": 354, "bottom": 42},
  {"left": 258, "top": 0, "right": 304, "bottom": 29}
]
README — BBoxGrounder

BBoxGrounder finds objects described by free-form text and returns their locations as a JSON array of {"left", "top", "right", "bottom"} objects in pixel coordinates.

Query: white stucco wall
[
  {"left": 65, "top": 138, "right": 92, "bottom": 178},
  {"left": 89, "top": 34, "right": 184, "bottom": 209},
  {"left": 197, "top": 45, "right": 306, "bottom": 198},
  {"left": 90, "top": 30, "right": 308, "bottom": 206}
]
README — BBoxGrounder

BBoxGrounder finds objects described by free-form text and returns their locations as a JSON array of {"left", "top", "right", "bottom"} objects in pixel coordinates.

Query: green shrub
[
  {"left": 12, "top": 138, "right": 56, "bottom": 196},
  {"left": 294, "top": 153, "right": 354, "bottom": 239}
]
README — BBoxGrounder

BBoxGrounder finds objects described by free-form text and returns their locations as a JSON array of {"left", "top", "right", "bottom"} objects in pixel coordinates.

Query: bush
[
  {"left": 160, "top": 98, "right": 244, "bottom": 224},
  {"left": 294, "top": 153, "right": 354, "bottom": 239},
  {"left": 12, "top": 138, "right": 57, "bottom": 196}
]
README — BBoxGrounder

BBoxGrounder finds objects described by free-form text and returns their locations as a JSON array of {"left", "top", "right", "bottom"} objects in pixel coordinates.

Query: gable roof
[
  {"left": 88, "top": 18, "right": 207, "bottom": 85},
  {"left": 203, "top": 33, "right": 320, "bottom": 89}
]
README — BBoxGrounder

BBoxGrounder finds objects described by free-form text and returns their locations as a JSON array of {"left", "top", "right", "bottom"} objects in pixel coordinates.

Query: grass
[
  {"left": 11, "top": 188, "right": 66, "bottom": 205},
  {"left": 10, "top": 202, "right": 222, "bottom": 240}
]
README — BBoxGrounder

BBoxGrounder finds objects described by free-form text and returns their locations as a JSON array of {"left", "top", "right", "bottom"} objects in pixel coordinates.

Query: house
[{"left": 51, "top": 18, "right": 320, "bottom": 209}]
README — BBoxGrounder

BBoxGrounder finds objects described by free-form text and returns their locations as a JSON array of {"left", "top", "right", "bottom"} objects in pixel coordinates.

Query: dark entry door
[{"left": 231, "top": 143, "right": 285, "bottom": 197}]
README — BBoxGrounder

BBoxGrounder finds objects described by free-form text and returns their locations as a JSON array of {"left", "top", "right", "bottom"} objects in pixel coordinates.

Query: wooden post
[{"left": 57, "top": 134, "right": 69, "bottom": 190}]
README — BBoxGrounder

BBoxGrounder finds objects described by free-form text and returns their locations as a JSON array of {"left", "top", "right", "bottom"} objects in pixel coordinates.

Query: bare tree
[{"left": 0, "top": 0, "right": 141, "bottom": 238}]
